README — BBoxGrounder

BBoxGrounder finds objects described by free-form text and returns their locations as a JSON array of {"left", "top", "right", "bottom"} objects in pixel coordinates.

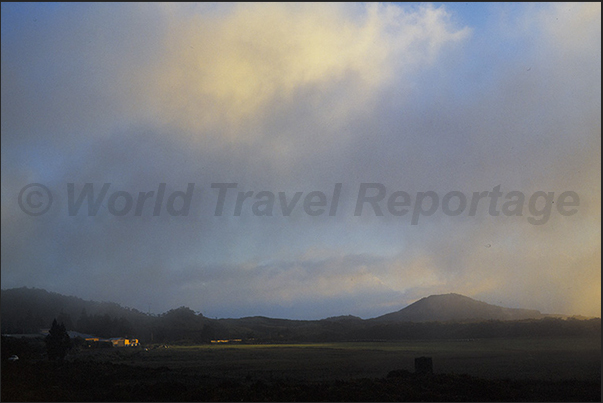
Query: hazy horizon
[
  {"left": 8, "top": 287, "right": 594, "bottom": 320},
  {"left": 2, "top": 3, "right": 600, "bottom": 320}
]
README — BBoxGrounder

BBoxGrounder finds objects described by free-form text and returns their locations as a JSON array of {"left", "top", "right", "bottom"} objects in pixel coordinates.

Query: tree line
[{"left": 2, "top": 287, "right": 600, "bottom": 345}]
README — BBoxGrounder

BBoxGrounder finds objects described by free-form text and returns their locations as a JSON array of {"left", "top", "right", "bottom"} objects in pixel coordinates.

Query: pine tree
[{"left": 45, "top": 319, "right": 71, "bottom": 361}]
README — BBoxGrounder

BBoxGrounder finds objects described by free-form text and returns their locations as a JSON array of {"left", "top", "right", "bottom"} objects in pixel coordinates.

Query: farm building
[
  {"left": 84, "top": 336, "right": 139, "bottom": 348},
  {"left": 109, "top": 337, "right": 139, "bottom": 347}
]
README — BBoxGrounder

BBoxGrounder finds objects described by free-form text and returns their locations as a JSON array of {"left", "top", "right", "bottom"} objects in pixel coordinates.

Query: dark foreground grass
[
  {"left": 3, "top": 338, "right": 600, "bottom": 401},
  {"left": 69, "top": 338, "right": 601, "bottom": 381},
  {"left": 2, "top": 360, "right": 600, "bottom": 402}
]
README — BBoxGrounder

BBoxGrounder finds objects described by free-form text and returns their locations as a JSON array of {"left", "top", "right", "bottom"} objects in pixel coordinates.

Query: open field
[
  {"left": 71, "top": 337, "right": 601, "bottom": 382},
  {"left": 3, "top": 337, "right": 600, "bottom": 401}
]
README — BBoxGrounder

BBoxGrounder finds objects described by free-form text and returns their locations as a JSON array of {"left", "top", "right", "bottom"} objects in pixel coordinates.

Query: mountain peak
[
  {"left": 420, "top": 293, "right": 472, "bottom": 301},
  {"left": 374, "top": 293, "right": 544, "bottom": 323}
]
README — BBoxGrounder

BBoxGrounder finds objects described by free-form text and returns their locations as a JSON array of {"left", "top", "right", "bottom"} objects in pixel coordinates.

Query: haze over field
[{"left": 1, "top": 3, "right": 601, "bottom": 320}]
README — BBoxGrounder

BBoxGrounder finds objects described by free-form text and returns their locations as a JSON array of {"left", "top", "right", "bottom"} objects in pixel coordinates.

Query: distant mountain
[
  {"left": 3, "top": 288, "right": 598, "bottom": 343},
  {"left": 0, "top": 287, "right": 152, "bottom": 336},
  {"left": 373, "top": 293, "right": 545, "bottom": 323}
]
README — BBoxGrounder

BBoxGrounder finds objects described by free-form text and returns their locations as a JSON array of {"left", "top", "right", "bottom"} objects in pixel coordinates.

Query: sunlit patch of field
[{"left": 72, "top": 337, "right": 601, "bottom": 382}]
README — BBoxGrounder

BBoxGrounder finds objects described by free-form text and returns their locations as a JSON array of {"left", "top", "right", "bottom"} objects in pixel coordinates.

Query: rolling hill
[
  {"left": 373, "top": 293, "right": 545, "bottom": 322},
  {"left": 3, "top": 288, "right": 598, "bottom": 343}
]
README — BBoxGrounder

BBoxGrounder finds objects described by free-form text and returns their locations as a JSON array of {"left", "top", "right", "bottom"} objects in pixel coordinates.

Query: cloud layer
[{"left": 2, "top": 3, "right": 600, "bottom": 319}]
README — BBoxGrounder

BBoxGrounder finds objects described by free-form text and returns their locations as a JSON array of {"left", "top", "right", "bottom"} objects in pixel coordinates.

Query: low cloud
[{"left": 1, "top": 3, "right": 600, "bottom": 318}]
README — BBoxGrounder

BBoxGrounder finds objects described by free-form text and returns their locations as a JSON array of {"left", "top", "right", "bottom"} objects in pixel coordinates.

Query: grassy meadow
[
  {"left": 71, "top": 337, "right": 601, "bottom": 382},
  {"left": 3, "top": 336, "right": 601, "bottom": 401}
]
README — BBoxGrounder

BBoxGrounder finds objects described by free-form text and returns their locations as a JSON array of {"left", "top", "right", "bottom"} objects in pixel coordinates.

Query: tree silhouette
[{"left": 45, "top": 319, "right": 71, "bottom": 361}]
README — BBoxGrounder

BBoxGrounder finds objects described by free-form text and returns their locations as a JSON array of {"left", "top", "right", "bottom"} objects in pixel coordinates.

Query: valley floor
[{"left": 2, "top": 337, "right": 601, "bottom": 401}]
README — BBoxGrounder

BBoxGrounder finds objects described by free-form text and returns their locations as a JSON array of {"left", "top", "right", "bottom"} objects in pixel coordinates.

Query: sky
[{"left": 1, "top": 2, "right": 600, "bottom": 319}]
